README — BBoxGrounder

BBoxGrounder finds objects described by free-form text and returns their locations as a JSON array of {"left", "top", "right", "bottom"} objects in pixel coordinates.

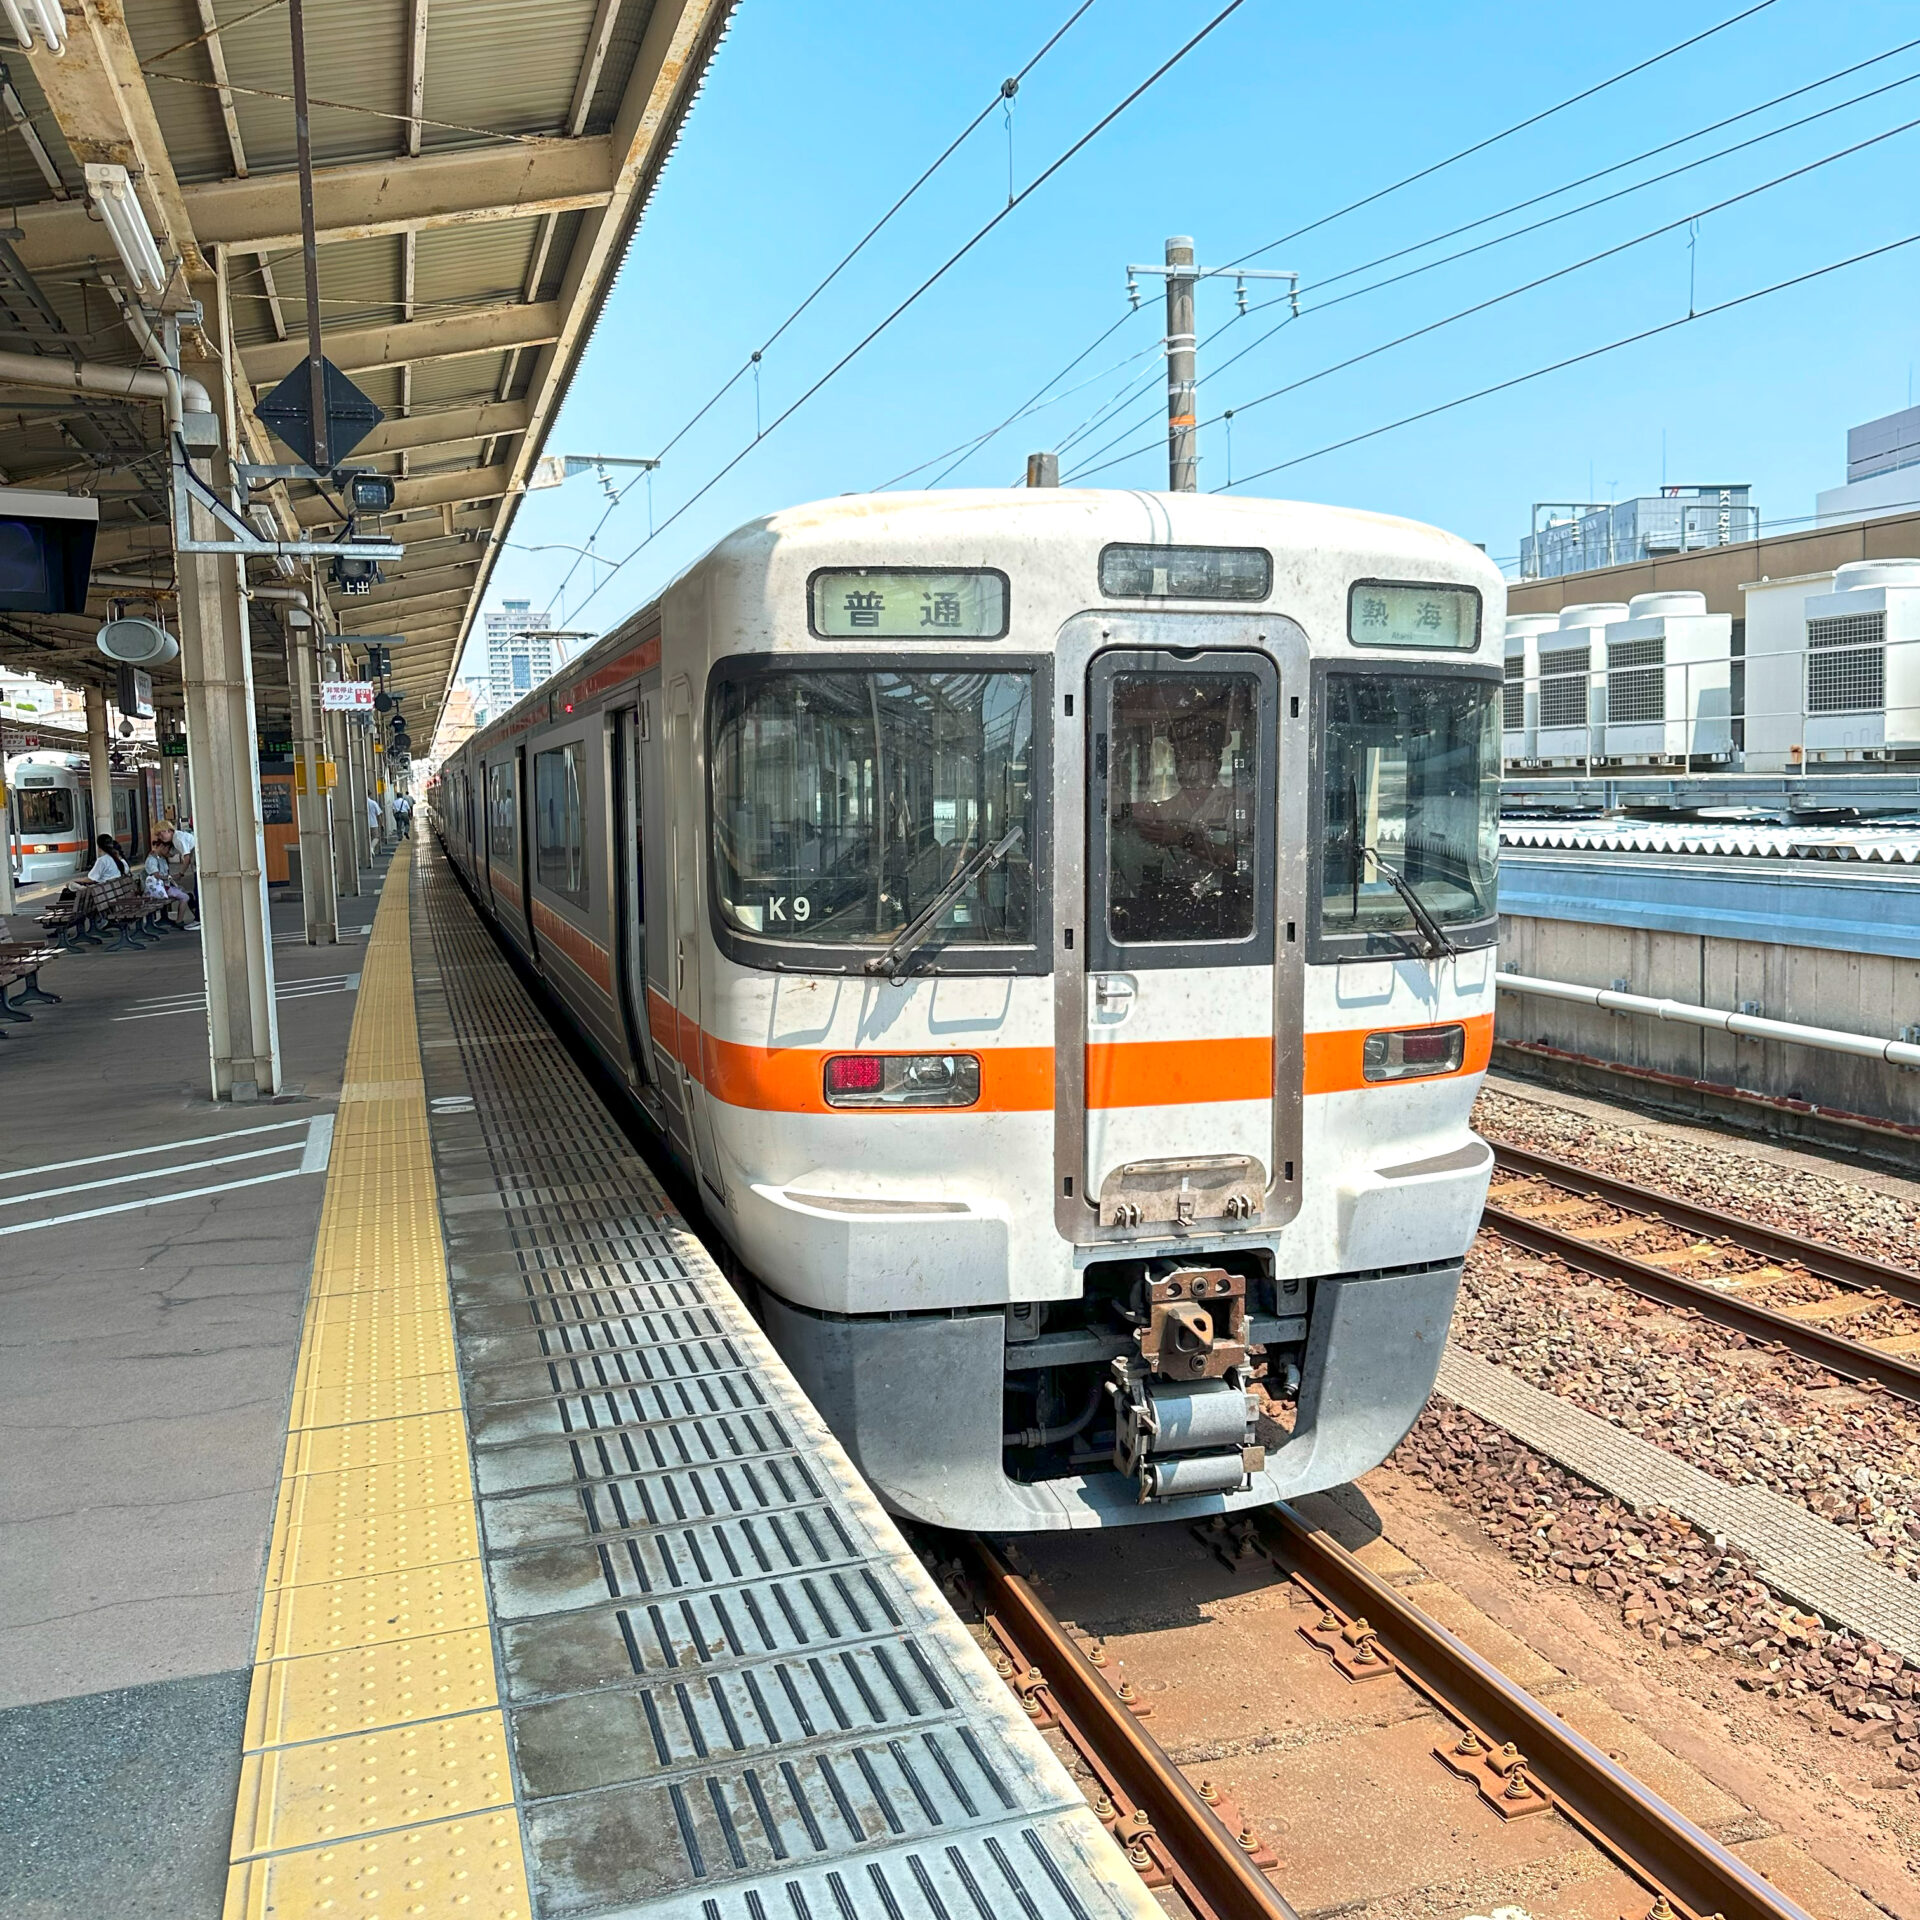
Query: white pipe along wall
[{"left": 1497, "top": 973, "right": 1920, "bottom": 1071}]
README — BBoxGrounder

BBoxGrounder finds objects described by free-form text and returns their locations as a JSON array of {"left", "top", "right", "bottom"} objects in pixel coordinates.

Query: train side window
[
  {"left": 487, "top": 761, "right": 517, "bottom": 860},
  {"left": 534, "top": 743, "right": 588, "bottom": 901}
]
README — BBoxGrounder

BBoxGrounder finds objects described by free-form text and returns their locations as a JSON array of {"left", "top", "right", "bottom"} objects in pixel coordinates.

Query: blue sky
[{"left": 466, "top": 0, "right": 1920, "bottom": 670}]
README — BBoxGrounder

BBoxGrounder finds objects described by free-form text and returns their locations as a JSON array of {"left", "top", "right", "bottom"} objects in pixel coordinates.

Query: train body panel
[{"left": 436, "top": 488, "right": 1503, "bottom": 1529}]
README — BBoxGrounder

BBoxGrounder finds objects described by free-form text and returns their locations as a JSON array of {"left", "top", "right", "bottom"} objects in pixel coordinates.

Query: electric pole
[
  {"left": 1127, "top": 240, "right": 1299, "bottom": 492},
  {"left": 1163, "top": 237, "right": 1197, "bottom": 492}
]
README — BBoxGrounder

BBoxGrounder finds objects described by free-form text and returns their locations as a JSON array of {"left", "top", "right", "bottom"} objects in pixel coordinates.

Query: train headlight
[
  {"left": 823, "top": 1053, "right": 982, "bottom": 1108},
  {"left": 1362, "top": 1024, "right": 1466, "bottom": 1082}
]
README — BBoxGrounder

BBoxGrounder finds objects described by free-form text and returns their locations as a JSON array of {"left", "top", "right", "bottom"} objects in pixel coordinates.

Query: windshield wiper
[
  {"left": 863, "top": 824, "right": 1024, "bottom": 985},
  {"left": 1361, "top": 845, "right": 1460, "bottom": 961}
]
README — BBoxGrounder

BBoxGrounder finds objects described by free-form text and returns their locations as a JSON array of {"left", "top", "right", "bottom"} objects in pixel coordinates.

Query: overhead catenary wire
[
  {"left": 913, "top": 4, "right": 1826, "bottom": 500},
  {"left": 1057, "top": 40, "right": 1920, "bottom": 483},
  {"left": 1190, "top": 54, "right": 1920, "bottom": 411},
  {"left": 567, "top": 0, "right": 1256, "bottom": 621},
  {"left": 1215, "top": 229, "right": 1920, "bottom": 492},
  {"left": 1066, "top": 106, "right": 1920, "bottom": 483},
  {"left": 1262, "top": 37, "right": 1920, "bottom": 312},
  {"left": 873, "top": 306, "right": 1155, "bottom": 490},
  {"left": 645, "top": 0, "right": 1102, "bottom": 476},
  {"left": 1225, "top": 0, "right": 1782, "bottom": 270}
]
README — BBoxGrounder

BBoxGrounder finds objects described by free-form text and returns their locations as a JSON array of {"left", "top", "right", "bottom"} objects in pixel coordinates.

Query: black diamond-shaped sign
[{"left": 256, "top": 356, "right": 384, "bottom": 469}]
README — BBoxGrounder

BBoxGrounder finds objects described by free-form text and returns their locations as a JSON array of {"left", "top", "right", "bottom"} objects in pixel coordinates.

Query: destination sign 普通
[
  {"left": 809, "top": 568, "right": 1007, "bottom": 640},
  {"left": 1347, "top": 581, "right": 1480, "bottom": 651}
]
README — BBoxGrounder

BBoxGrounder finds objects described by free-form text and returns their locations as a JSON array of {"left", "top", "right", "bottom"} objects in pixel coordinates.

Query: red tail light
[
  {"left": 825, "top": 1055, "right": 885, "bottom": 1095},
  {"left": 823, "top": 1053, "right": 981, "bottom": 1108}
]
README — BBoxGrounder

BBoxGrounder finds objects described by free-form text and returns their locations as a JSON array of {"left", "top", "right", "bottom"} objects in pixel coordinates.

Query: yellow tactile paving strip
[{"left": 224, "top": 846, "right": 533, "bottom": 1920}]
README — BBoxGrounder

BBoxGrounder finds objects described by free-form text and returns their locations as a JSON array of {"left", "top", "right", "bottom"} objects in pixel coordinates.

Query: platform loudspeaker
[{"left": 96, "top": 616, "right": 181, "bottom": 666}]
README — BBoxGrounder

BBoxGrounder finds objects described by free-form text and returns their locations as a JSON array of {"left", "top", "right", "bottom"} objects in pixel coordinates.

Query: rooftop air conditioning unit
[
  {"left": 1800, "top": 558, "right": 1920, "bottom": 762},
  {"left": 1601, "top": 590, "right": 1734, "bottom": 766},
  {"left": 1502, "top": 613, "right": 1556, "bottom": 764},
  {"left": 1536, "top": 602, "right": 1625, "bottom": 767}
]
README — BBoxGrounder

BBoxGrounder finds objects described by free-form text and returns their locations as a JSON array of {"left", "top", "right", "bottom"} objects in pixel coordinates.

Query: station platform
[
  {"left": 0, "top": 859, "right": 378, "bottom": 1917},
  {"left": 2, "top": 837, "right": 1150, "bottom": 1920}
]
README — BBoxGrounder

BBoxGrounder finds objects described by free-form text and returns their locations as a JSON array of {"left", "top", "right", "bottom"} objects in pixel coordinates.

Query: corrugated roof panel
[
  {"left": 413, "top": 218, "right": 545, "bottom": 306},
  {"left": 583, "top": 0, "right": 660, "bottom": 135},
  {"left": 409, "top": 353, "right": 518, "bottom": 409},
  {"left": 1500, "top": 821, "right": 1920, "bottom": 863},
  {"left": 134, "top": 0, "right": 415, "bottom": 181},
  {"left": 409, "top": 0, "right": 604, "bottom": 144}
]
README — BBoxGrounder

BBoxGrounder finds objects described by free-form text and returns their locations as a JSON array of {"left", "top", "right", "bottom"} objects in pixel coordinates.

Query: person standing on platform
[{"left": 366, "top": 791, "right": 382, "bottom": 845}]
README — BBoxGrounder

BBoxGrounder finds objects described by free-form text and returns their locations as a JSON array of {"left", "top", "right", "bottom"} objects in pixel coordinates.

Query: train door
[
  {"left": 514, "top": 743, "right": 536, "bottom": 952},
  {"left": 1078, "top": 639, "right": 1288, "bottom": 1232},
  {"left": 608, "top": 705, "right": 657, "bottom": 1094},
  {"left": 666, "top": 676, "right": 724, "bottom": 1197}
]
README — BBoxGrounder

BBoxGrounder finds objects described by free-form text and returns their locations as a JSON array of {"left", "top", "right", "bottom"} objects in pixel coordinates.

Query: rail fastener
[{"left": 1251, "top": 1503, "right": 1814, "bottom": 1920}]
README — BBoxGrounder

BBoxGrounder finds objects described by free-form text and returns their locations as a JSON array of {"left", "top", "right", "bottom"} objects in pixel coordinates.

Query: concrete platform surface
[{"left": 0, "top": 857, "right": 388, "bottom": 1920}]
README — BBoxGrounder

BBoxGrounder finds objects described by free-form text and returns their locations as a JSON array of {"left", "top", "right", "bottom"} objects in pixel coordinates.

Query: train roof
[{"left": 455, "top": 488, "right": 1501, "bottom": 759}]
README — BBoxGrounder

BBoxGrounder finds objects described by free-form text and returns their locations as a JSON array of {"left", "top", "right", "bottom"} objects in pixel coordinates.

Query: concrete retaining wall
[{"left": 1495, "top": 910, "right": 1920, "bottom": 1155}]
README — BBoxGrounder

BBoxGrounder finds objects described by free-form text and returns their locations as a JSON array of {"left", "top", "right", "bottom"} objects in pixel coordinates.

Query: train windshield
[
  {"left": 16, "top": 787, "right": 74, "bottom": 832},
  {"left": 1318, "top": 672, "right": 1499, "bottom": 952},
  {"left": 711, "top": 668, "right": 1036, "bottom": 950}
]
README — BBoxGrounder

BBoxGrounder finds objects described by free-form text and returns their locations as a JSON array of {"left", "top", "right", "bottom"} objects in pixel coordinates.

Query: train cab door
[
  {"left": 1076, "top": 637, "right": 1291, "bottom": 1234},
  {"left": 665, "top": 676, "right": 724, "bottom": 1198},
  {"left": 608, "top": 704, "right": 658, "bottom": 1100}
]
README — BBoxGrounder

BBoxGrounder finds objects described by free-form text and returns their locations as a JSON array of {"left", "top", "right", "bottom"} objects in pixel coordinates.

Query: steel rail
[
  {"left": 1489, "top": 1140, "right": 1920, "bottom": 1307},
  {"left": 1251, "top": 1503, "right": 1813, "bottom": 1920},
  {"left": 1483, "top": 1196, "right": 1920, "bottom": 1404},
  {"left": 959, "top": 1536, "right": 1300, "bottom": 1920}
]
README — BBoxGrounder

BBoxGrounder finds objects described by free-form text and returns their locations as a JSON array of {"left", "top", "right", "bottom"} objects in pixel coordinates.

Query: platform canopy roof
[{"left": 0, "top": 0, "right": 731, "bottom": 745}]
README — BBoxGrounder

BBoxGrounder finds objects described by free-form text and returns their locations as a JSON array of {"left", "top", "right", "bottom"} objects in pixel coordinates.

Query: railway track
[
  {"left": 950, "top": 1513, "right": 1813, "bottom": 1920},
  {"left": 1484, "top": 1141, "right": 1920, "bottom": 1403}
]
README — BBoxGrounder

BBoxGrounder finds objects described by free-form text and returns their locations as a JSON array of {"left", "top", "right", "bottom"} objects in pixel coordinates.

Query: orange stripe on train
[
  {"left": 532, "top": 898, "right": 612, "bottom": 993},
  {"left": 626, "top": 1011, "right": 1489, "bottom": 1113}
]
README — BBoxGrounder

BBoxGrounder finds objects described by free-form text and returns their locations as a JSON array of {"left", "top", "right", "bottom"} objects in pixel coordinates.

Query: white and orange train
[{"left": 435, "top": 489, "right": 1504, "bottom": 1530}]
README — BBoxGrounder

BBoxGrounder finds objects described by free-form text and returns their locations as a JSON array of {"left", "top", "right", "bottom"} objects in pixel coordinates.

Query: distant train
[
  {"left": 7, "top": 751, "right": 163, "bottom": 883},
  {"left": 434, "top": 489, "right": 1504, "bottom": 1530}
]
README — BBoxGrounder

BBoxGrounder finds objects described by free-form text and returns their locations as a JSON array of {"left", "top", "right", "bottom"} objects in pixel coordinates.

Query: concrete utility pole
[
  {"left": 1163, "top": 237, "right": 1198, "bottom": 493},
  {"left": 84, "top": 686, "right": 112, "bottom": 846},
  {"left": 1126, "top": 241, "right": 1299, "bottom": 493}
]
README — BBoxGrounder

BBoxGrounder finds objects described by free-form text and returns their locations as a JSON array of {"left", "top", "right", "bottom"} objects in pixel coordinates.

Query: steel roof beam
[
  {"left": 344, "top": 564, "right": 480, "bottom": 605},
  {"left": 353, "top": 399, "right": 531, "bottom": 458},
  {"left": 293, "top": 463, "right": 510, "bottom": 527},
  {"left": 13, "top": 137, "right": 618, "bottom": 272},
  {"left": 455, "top": 0, "right": 733, "bottom": 689},
  {"left": 22, "top": 4, "right": 204, "bottom": 287},
  {"left": 339, "top": 589, "right": 475, "bottom": 625},
  {"left": 243, "top": 303, "right": 561, "bottom": 385}
]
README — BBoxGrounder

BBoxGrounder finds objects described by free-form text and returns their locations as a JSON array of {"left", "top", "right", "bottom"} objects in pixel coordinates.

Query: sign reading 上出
[
  {"left": 809, "top": 569, "right": 1007, "bottom": 639},
  {"left": 1347, "top": 581, "right": 1480, "bottom": 651}
]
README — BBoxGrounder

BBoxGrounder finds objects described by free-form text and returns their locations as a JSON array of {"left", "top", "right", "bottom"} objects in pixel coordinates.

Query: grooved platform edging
[{"left": 413, "top": 837, "right": 1156, "bottom": 1920}]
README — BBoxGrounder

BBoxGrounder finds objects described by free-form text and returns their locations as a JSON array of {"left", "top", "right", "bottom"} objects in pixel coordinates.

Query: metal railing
[{"left": 1496, "top": 970, "right": 1920, "bottom": 1069}]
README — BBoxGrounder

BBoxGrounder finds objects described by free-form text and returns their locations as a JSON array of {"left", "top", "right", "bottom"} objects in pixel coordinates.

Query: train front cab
[{"left": 678, "top": 508, "right": 1503, "bottom": 1533}]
